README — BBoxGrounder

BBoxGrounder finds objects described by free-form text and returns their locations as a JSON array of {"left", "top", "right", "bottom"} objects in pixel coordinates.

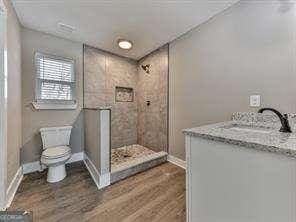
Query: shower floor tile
[
  {"left": 111, "top": 144, "right": 168, "bottom": 183},
  {"left": 111, "top": 144, "right": 155, "bottom": 167}
]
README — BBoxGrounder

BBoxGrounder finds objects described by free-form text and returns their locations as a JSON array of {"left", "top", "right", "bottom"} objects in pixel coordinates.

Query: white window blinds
[{"left": 35, "top": 52, "right": 75, "bottom": 102}]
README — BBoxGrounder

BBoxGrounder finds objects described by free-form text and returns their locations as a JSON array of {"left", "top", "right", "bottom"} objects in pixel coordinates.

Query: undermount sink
[{"left": 221, "top": 124, "right": 274, "bottom": 134}]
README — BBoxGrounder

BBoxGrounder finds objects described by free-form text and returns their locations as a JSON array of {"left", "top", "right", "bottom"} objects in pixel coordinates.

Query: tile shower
[{"left": 83, "top": 45, "right": 168, "bottom": 182}]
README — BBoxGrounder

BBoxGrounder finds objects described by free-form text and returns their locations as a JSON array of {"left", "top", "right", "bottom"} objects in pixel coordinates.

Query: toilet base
[{"left": 47, "top": 164, "right": 66, "bottom": 183}]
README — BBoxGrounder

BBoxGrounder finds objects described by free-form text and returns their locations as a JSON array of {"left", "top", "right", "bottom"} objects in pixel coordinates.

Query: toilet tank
[{"left": 40, "top": 126, "right": 72, "bottom": 149}]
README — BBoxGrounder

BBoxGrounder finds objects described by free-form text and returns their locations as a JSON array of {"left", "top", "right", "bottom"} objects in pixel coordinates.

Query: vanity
[{"left": 184, "top": 112, "right": 296, "bottom": 222}]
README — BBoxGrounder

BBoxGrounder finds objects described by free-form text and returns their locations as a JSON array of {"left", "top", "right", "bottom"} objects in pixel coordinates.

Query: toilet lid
[{"left": 42, "top": 146, "right": 71, "bottom": 159}]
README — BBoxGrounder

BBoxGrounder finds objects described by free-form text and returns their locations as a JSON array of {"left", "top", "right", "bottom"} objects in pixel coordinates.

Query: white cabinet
[{"left": 186, "top": 135, "right": 296, "bottom": 222}]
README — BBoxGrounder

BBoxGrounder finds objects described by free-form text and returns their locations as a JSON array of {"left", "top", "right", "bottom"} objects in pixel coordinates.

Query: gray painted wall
[
  {"left": 169, "top": 0, "right": 296, "bottom": 160},
  {"left": 4, "top": 0, "right": 22, "bottom": 187},
  {"left": 137, "top": 45, "right": 168, "bottom": 152},
  {"left": 84, "top": 45, "right": 138, "bottom": 149},
  {"left": 21, "top": 28, "right": 84, "bottom": 164}
]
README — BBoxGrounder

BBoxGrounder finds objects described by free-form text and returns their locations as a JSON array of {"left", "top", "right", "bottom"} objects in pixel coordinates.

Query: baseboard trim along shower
[
  {"left": 167, "top": 155, "right": 186, "bottom": 169},
  {"left": 22, "top": 152, "right": 185, "bottom": 176},
  {"left": 83, "top": 153, "right": 110, "bottom": 189}
]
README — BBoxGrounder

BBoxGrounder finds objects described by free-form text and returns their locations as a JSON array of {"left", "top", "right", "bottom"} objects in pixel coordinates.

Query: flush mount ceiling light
[
  {"left": 58, "top": 22, "right": 76, "bottom": 34},
  {"left": 118, "top": 39, "right": 133, "bottom": 50}
]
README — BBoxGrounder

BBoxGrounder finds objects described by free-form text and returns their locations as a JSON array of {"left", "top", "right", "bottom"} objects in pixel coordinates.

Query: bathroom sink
[{"left": 221, "top": 124, "right": 274, "bottom": 134}]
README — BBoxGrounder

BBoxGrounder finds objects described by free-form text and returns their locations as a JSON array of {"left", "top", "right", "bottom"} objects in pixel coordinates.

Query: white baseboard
[
  {"left": 167, "top": 155, "right": 186, "bottom": 169},
  {"left": 22, "top": 161, "right": 42, "bottom": 174},
  {"left": 83, "top": 154, "right": 100, "bottom": 189},
  {"left": 84, "top": 153, "right": 110, "bottom": 189},
  {"left": 6, "top": 167, "right": 23, "bottom": 208},
  {"left": 22, "top": 151, "right": 84, "bottom": 174},
  {"left": 99, "top": 173, "right": 110, "bottom": 188},
  {"left": 67, "top": 152, "right": 84, "bottom": 164}
]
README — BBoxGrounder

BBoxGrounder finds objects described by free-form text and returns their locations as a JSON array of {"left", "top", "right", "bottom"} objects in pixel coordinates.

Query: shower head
[{"left": 141, "top": 64, "right": 150, "bottom": 74}]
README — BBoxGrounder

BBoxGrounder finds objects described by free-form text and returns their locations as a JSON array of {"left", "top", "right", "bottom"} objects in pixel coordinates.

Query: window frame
[{"left": 33, "top": 52, "right": 77, "bottom": 110}]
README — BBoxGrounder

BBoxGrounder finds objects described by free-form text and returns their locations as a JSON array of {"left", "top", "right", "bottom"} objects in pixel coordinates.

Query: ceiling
[{"left": 12, "top": 0, "right": 239, "bottom": 60}]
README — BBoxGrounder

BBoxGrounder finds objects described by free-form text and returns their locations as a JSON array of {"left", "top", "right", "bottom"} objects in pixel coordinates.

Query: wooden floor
[{"left": 9, "top": 162, "right": 186, "bottom": 222}]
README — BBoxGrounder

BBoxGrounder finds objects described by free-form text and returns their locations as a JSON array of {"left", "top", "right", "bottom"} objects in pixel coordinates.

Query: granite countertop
[{"left": 183, "top": 112, "right": 296, "bottom": 159}]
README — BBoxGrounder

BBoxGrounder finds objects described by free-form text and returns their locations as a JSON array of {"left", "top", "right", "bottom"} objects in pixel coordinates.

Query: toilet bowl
[{"left": 40, "top": 126, "right": 72, "bottom": 183}]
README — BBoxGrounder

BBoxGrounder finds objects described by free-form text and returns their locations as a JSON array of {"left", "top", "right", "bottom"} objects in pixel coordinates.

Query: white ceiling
[{"left": 12, "top": 0, "right": 239, "bottom": 60}]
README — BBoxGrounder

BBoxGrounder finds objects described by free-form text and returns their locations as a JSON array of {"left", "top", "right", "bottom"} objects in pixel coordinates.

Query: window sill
[{"left": 32, "top": 102, "right": 77, "bottom": 110}]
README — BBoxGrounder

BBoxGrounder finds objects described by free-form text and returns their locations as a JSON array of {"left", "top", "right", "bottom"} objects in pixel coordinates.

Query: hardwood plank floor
[{"left": 9, "top": 162, "right": 186, "bottom": 222}]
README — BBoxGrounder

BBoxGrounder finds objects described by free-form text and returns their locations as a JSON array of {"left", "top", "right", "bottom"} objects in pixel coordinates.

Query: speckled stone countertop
[{"left": 183, "top": 112, "right": 296, "bottom": 158}]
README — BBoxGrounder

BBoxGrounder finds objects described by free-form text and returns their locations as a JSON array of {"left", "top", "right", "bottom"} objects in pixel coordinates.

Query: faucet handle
[{"left": 283, "top": 113, "right": 289, "bottom": 119}]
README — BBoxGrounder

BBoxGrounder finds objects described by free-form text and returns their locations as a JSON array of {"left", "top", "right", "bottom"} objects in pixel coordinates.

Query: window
[{"left": 34, "top": 52, "right": 76, "bottom": 109}]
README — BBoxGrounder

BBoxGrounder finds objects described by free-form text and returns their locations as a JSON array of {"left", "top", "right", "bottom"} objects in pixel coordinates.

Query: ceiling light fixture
[
  {"left": 58, "top": 22, "right": 76, "bottom": 33},
  {"left": 118, "top": 39, "right": 133, "bottom": 50}
]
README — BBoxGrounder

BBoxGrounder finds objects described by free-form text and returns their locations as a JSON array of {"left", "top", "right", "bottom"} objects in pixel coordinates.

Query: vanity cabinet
[{"left": 186, "top": 135, "right": 296, "bottom": 222}]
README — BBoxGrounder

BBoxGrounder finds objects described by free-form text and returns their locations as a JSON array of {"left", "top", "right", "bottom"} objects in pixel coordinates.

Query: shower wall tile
[
  {"left": 84, "top": 46, "right": 106, "bottom": 67},
  {"left": 84, "top": 72, "right": 106, "bottom": 93},
  {"left": 137, "top": 45, "right": 168, "bottom": 152},
  {"left": 84, "top": 47, "right": 106, "bottom": 94},
  {"left": 84, "top": 45, "right": 138, "bottom": 148},
  {"left": 84, "top": 92, "right": 106, "bottom": 108}
]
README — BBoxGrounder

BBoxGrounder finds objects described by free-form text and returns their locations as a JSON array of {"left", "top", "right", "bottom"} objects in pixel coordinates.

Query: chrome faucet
[{"left": 258, "top": 108, "right": 292, "bottom": 133}]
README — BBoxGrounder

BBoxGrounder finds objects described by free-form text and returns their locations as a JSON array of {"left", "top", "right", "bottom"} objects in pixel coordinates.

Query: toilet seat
[
  {"left": 41, "top": 146, "right": 71, "bottom": 167},
  {"left": 42, "top": 146, "right": 71, "bottom": 159}
]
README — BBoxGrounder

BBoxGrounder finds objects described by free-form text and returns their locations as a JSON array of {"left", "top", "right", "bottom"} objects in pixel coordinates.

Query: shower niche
[{"left": 115, "top": 86, "right": 134, "bottom": 102}]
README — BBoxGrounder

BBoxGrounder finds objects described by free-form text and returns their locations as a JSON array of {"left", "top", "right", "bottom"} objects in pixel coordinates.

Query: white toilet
[{"left": 40, "top": 126, "right": 72, "bottom": 183}]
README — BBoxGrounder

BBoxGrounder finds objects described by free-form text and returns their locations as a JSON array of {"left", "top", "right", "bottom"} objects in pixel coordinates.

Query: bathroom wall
[
  {"left": 21, "top": 28, "right": 84, "bottom": 164},
  {"left": 84, "top": 45, "right": 138, "bottom": 149},
  {"left": 4, "top": 0, "right": 22, "bottom": 187},
  {"left": 169, "top": 0, "right": 296, "bottom": 160},
  {"left": 137, "top": 45, "right": 168, "bottom": 152}
]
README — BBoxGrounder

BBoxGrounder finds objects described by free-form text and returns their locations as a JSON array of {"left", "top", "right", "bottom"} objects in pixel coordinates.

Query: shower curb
[{"left": 111, "top": 152, "right": 168, "bottom": 183}]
